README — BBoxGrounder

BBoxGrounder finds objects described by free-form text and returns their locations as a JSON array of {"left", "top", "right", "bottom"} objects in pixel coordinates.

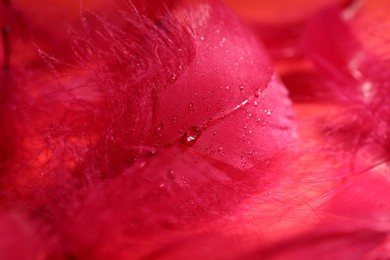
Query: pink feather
[{"left": 1, "top": 0, "right": 390, "bottom": 259}]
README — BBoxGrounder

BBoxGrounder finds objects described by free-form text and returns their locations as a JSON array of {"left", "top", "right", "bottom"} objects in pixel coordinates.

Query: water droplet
[
  {"left": 239, "top": 85, "right": 244, "bottom": 91},
  {"left": 168, "top": 73, "right": 177, "bottom": 84},
  {"left": 188, "top": 102, "right": 194, "bottom": 111},
  {"left": 219, "top": 37, "right": 226, "bottom": 47},
  {"left": 181, "top": 126, "right": 201, "bottom": 146},
  {"left": 172, "top": 117, "right": 177, "bottom": 124},
  {"left": 154, "top": 122, "right": 164, "bottom": 138},
  {"left": 166, "top": 170, "right": 175, "bottom": 180},
  {"left": 266, "top": 110, "right": 272, "bottom": 116},
  {"left": 213, "top": 131, "right": 217, "bottom": 135},
  {"left": 254, "top": 88, "right": 261, "bottom": 97},
  {"left": 217, "top": 147, "right": 223, "bottom": 152},
  {"left": 139, "top": 161, "right": 146, "bottom": 168},
  {"left": 254, "top": 101, "right": 258, "bottom": 107},
  {"left": 225, "top": 86, "right": 229, "bottom": 90},
  {"left": 200, "top": 36, "right": 205, "bottom": 41}
]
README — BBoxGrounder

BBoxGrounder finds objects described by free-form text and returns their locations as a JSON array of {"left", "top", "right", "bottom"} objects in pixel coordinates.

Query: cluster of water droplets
[{"left": 152, "top": 35, "right": 274, "bottom": 168}]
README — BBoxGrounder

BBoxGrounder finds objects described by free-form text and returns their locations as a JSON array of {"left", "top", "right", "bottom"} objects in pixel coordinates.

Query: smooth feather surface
[{"left": 1, "top": 0, "right": 390, "bottom": 259}]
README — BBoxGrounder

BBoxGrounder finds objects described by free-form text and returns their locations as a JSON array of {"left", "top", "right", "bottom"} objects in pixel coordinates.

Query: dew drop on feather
[
  {"left": 254, "top": 88, "right": 261, "bottom": 97},
  {"left": 181, "top": 126, "right": 201, "bottom": 146},
  {"left": 188, "top": 102, "right": 194, "bottom": 111},
  {"left": 168, "top": 73, "right": 177, "bottom": 84},
  {"left": 154, "top": 122, "right": 164, "bottom": 138},
  {"left": 166, "top": 170, "right": 175, "bottom": 180}
]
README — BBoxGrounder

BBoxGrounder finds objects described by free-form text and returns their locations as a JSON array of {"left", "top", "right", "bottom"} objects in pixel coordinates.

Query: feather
[
  {"left": 1, "top": 0, "right": 296, "bottom": 259},
  {"left": 2, "top": 0, "right": 390, "bottom": 259}
]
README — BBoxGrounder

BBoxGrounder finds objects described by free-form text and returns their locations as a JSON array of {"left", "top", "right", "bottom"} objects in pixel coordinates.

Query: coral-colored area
[{"left": 1, "top": 0, "right": 390, "bottom": 259}]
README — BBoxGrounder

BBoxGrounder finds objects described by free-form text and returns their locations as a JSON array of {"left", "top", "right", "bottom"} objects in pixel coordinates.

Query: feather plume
[{"left": 1, "top": 0, "right": 390, "bottom": 259}]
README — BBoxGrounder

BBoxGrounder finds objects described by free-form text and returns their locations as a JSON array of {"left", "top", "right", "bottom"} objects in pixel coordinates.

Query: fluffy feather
[
  {"left": 1, "top": 0, "right": 390, "bottom": 259},
  {"left": 1, "top": 0, "right": 295, "bottom": 259}
]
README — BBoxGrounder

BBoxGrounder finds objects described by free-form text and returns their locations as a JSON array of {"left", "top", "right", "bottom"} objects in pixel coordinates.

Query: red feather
[
  {"left": 1, "top": 0, "right": 390, "bottom": 259},
  {"left": 1, "top": 0, "right": 295, "bottom": 259}
]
